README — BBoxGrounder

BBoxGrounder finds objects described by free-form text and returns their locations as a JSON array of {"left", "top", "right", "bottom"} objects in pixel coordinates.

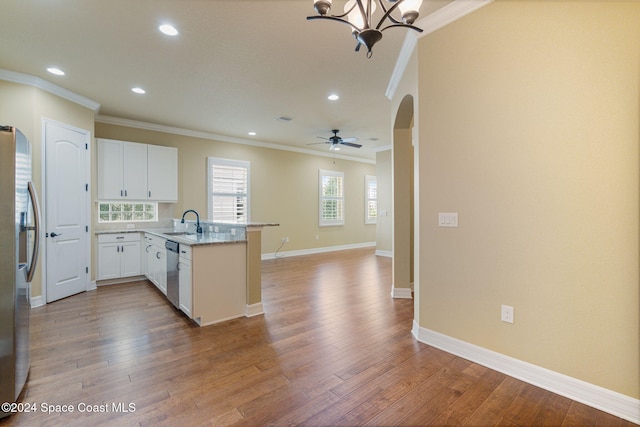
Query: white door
[{"left": 44, "top": 120, "right": 90, "bottom": 302}]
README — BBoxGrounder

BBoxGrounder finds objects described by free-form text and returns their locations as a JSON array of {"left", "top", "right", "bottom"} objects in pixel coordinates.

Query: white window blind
[
  {"left": 208, "top": 157, "right": 250, "bottom": 224},
  {"left": 319, "top": 169, "right": 344, "bottom": 227},
  {"left": 365, "top": 175, "right": 377, "bottom": 224}
]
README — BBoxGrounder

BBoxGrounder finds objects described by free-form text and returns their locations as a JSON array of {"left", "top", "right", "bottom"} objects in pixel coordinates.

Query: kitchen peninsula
[{"left": 96, "top": 222, "right": 277, "bottom": 326}]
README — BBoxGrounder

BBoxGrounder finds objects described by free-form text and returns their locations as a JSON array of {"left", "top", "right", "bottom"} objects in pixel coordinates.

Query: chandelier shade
[{"left": 307, "top": 0, "right": 424, "bottom": 57}]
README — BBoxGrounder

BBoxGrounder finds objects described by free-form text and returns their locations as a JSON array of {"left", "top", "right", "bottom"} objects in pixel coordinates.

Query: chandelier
[{"left": 307, "top": 0, "right": 424, "bottom": 58}]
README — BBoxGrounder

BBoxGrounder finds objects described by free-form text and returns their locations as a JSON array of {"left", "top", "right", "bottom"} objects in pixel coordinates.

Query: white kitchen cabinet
[
  {"left": 178, "top": 245, "right": 192, "bottom": 317},
  {"left": 97, "top": 233, "right": 142, "bottom": 280},
  {"left": 123, "top": 142, "right": 148, "bottom": 199},
  {"left": 147, "top": 144, "right": 178, "bottom": 202},
  {"left": 97, "top": 139, "right": 177, "bottom": 202},
  {"left": 144, "top": 233, "right": 167, "bottom": 295},
  {"left": 97, "top": 139, "right": 148, "bottom": 200}
]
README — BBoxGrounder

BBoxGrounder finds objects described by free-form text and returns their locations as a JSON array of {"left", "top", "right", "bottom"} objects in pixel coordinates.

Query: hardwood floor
[{"left": 1, "top": 248, "right": 634, "bottom": 426}]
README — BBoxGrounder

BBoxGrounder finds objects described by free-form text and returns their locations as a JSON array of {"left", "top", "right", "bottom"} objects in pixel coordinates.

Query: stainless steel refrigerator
[{"left": 0, "top": 126, "right": 40, "bottom": 418}]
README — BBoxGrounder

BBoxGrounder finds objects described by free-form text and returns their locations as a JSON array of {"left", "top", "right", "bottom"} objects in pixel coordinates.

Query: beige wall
[
  {"left": 94, "top": 123, "right": 376, "bottom": 256},
  {"left": 375, "top": 149, "right": 392, "bottom": 253},
  {"left": 417, "top": 1, "right": 639, "bottom": 398},
  {"left": 0, "top": 80, "right": 95, "bottom": 298}
]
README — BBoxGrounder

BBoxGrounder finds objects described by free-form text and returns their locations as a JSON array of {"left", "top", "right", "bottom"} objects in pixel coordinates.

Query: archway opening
[{"left": 391, "top": 94, "right": 415, "bottom": 299}]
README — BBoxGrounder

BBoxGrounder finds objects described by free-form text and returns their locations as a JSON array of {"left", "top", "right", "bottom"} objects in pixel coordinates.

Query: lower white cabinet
[
  {"left": 143, "top": 233, "right": 167, "bottom": 295},
  {"left": 97, "top": 233, "right": 141, "bottom": 280},
  {"left": 178, "top": 245, "right": 192, "bottom": 317}
]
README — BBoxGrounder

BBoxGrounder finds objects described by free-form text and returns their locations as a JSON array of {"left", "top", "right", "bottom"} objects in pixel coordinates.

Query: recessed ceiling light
[
  {"left": 47, "top": 67, "right": 65, "bottom": 76},
  {"left": 159, "top": 24, "right": 178, "bottom": 36},
  {"left": 328, "top": 94, "right": 339, "bottom": 101},
  {"left": 248, "top": 132, "right": 256, "bottom": 136},
  {"left": 131, "top": 87, "right": 146, "bottom": 94}
]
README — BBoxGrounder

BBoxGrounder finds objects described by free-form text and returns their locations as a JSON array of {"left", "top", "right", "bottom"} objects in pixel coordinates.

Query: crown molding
[
  {"left": 373, "top": 144, "right": 392, "bottom": 153},
  {"left": 96, "top": 115, "right": 376, "bottom": 165},
  {"left": 0, "top": 69, "right": 100, "bottom": 111},
  {"left": 386, "top": 0, "right": 494, "bottom": 100}
]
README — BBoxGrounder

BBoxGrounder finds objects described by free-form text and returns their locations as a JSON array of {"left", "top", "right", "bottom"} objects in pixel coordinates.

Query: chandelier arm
[
  {"left": 306, "top": 15, "right": 361, "bottom": 33},
  {"left": 374, "top": 0, "right": 403, "bottom": 29},
  {"left": 354, "top": 0, "right": 371, "bottom": 30},
  {"left": 379, "top": 23, "right": 424, "bottom": 33}
]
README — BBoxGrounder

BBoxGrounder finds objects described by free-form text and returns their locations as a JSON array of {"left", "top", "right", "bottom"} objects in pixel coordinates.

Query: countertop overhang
[{"left": 95, "top": 223, "right": 278, "bottom": 247}]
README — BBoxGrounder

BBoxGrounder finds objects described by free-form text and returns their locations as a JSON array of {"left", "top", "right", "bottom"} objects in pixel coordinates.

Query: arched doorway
[{"left": 391, "top": 95, "right": 415, "bottom": 300}]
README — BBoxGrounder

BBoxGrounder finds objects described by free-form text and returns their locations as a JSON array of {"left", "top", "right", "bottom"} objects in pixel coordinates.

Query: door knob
[{"left": 50, "top": 232, "right": 62, "bottom": 237}]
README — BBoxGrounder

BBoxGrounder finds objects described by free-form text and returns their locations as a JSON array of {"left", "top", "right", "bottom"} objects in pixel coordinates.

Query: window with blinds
[
  {"left": 319, "top": 169, "right": 344, "bottom": 227},
  {"left": 207, "top": 157, "right": 250, "bottom": 224},
  {"left": 365, "top": 175, "right": 377, "bottom": 224}
]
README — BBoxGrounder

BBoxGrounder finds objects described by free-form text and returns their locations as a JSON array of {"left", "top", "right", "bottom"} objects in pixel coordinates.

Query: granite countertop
[
  {"left": 95, "top": 228, "right": 246, "bottom": 247},
  {"left": 95, "top": 223, "right": 278, "bottom": 247}
]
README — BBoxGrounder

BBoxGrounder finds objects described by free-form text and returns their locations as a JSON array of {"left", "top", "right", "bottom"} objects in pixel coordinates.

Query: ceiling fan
[{"left": 309, "top": 129, "right": 362, "bottom": 150}]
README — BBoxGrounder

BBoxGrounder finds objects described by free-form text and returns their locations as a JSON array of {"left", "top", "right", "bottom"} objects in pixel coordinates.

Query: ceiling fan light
[{"left": 313, "top": 0, "right": 332, "bottom": 15}]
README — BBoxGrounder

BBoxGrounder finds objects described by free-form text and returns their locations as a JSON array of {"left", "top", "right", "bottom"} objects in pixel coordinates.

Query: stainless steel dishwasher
[{"left": 165, "top": 240, "right": 180, "bottom": 308}]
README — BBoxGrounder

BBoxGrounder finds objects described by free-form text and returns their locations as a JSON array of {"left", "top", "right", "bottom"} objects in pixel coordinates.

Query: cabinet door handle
[
  {"left": 156, "top": 252, "right": 161, "bottom": 259},
  {"left": 146, "top": 245, "right": 151, "bottom": 253},
  {"left": 117, "top": 246, "right": 120, "bottom": 253},
  {"left": 124, "top": 190, "right": 128, "bottom": 197},
  {"left": 121, "top": 190, "right": 123, "bottom": 197},
  {"left": 121, "top": 245, "right": 124, "bottom": 253},
  {"left": 148, "top": 190, "right": 151, "bottom": 198}
]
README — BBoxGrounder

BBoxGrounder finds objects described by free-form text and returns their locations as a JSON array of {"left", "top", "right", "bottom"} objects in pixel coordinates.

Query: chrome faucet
[{"left": 181, "top": 209, "right": 203, "bottom": 234}]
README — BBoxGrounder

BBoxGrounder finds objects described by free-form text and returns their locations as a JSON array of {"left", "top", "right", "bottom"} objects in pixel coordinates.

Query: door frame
[{"left": 40, "top": 118, "right": 92, "bottom": 304}]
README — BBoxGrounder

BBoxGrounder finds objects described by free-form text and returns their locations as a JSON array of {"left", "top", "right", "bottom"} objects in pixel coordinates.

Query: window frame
[
  {"left": 207, "top": 157, "right": 250, "bottom": 224},
  {"left": 319, "top": 169, "right": 345, "bottom": 227},
  {"left": 365, "top": 174, "right": 377, "bottom": 225}
]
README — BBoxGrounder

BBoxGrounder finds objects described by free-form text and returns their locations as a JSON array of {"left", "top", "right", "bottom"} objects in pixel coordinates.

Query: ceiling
[{"left": 0, "top": 0, "right": 454, "bottom": 161}]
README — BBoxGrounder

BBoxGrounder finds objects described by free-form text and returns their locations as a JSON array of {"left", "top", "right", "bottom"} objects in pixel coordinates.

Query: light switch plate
[
  {"left": 438, "top": 213, "right": 458, "bottom": 227},
  {"left": 501, "top": 305, "right": 514, "bottom": 324}
]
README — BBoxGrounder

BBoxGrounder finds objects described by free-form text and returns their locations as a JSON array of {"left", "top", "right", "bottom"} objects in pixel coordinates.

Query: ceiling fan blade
[
  {"left": 340, "top": 137, "right": 359, "bottom": 143},
  {"left": 341, "top": 142, "right": 362, "bottom": 148},
  {"left": 317, "top": 136, "right": 330, "bottom": 141},
  {"left": 307, "top": 141, "right": 328, "bottom": 145}
]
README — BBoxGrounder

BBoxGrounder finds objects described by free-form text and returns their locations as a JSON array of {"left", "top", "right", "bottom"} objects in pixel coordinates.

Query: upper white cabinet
[
  {"left": 147, "top": 144, "right": 178, "bottom": 202},
  {"left": 97, "top": 139, "right": 177, "bottom": 202}
]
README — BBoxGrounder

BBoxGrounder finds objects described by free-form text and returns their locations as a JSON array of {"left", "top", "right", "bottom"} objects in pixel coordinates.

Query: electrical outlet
[
  {"left": 501, "top": 305, "right": 514, "bottom": 324},
  {"left": 315, "top": 235, "right": 319, "bottom": 240},
  {"left": 285, "top": 237, "right": 289, "bottom": 243}
]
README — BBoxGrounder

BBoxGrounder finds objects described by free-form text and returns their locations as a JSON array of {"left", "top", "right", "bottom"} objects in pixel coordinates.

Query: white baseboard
[
  {"left": 88, "top": 280, "right": 97, "bottom": 291},
  {"left": 245, "top": 302, "right": 264, "bottom": 318},
  {"left": 30, "top": 295, "right": 45, "bottom": 308},
  {"left": 391, "top": 286, "right": 413, "bottom": 299},
  {"left": 262, "top": 241, "right": 376, "bottom": 260},
  {"left": 413, "top": 322, "right": 640, "bottom": 424},
  {"left": 375, "top": 249, "right": 392, "bottom": 257},
  {"left": 96, "top": 275, "right": 146, "bottom": 287}
]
